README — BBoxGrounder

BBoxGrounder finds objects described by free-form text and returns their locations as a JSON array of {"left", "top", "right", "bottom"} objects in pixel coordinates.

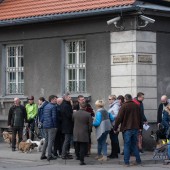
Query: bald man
[
  {"left": 8, "top": 98, "right": 27, "bottom": 151},
  {"left": 157, "top": 95, "right": 169, "bottom": 127}
]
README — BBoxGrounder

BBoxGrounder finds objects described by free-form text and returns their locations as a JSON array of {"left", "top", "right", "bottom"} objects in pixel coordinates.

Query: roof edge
[{"left": 0, "top": 5, "right": 138, "bottom": 27}]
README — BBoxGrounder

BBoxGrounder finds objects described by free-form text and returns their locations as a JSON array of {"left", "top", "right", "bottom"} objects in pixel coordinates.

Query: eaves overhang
[{"left": 0, "top": 5, "right": 138, "bottom": 27}]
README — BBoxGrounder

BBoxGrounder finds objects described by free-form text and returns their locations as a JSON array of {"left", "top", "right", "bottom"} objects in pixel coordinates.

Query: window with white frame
[
  {"left": 65, "top": 40, "right": 86, "bottom": 93},
  {"left": 6, "top": 45, "right": 24, "bottom": 94}
]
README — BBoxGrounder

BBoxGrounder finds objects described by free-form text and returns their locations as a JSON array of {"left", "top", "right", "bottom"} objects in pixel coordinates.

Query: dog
[
  {"left": 2, "top": 131, "right": 12, "bottom": 146},
  {"left": 2, "top": 131, "right": 19, "bottom": 148},
  {"left": 26, "top": 138, "right": 45, "bottom": 152},
  {"left": 19, "top": 141, "right": 38, "bottom": 153}
]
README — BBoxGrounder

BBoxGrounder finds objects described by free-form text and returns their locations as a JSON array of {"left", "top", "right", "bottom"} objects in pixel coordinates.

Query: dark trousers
[
  {"left": 53, "top": 130, "right": 64, "bottom": 156},
  {"left": 12, "top": 127, "right": 23, "bottom": 149},
  {"left": 109, "top": 130, "right": 120, "bottom": 156},
  {"left": 75, "top": 142, "right": 87, "bottom": 163},
  {"left": 62, "top": 134, "right": 72, "bottom": 157},
  {"left": 26, "top": 119, "right": 35, "bottom": 141}
]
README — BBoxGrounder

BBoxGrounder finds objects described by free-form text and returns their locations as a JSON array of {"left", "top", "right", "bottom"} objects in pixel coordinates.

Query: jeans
[
  {"left": 168, "top": 141, "right": 170, "bottom": 159},
  {"left": 62, "top": 134, "right": 73, "bottom": 157},
  {"left": 123, "top": 129, "right": 141, "bottom": 165},
  {"left": 97, "top": 131, "right": 109, "bottom": 156},
  {"left": 42, "top": 128, "right": 57, "bottom": 158}
]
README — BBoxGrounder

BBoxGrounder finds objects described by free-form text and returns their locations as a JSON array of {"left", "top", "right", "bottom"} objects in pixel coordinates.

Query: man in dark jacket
[
  {"left": 157, "top": 95, "right": 169, "bottom": 126},
  {"left": 133, "top": 92, "right": 148, "bottom": 153},
  {"left": 73, "top": 102, "right": 92, "bottom": 165},
  {"left": 8, "top": 98, "right": 27, "bottom": 151},
  {"left": 114, "top": 94, "right": 143, "bottom": 166},
  {"left": 40, "top": 95, "right": 58, "bottom": 161},
  {"left": 60, "top": 92, "right": 74, "bottom": 159}
]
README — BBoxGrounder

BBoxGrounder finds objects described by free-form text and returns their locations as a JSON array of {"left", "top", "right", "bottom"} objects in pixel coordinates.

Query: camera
[
  {"left": 107, "top": 16, "right": 121, "bottom": 25},
  {"left": 139, "top": 15, "right": 155, "bottom": 24}
]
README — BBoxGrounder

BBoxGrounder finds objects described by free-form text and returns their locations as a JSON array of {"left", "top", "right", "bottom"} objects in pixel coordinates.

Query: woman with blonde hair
[{"left": 93, "top": 100, "right": 115, "bottom": 161}]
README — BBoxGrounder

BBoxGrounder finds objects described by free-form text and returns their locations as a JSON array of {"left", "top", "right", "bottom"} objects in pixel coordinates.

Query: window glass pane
[
  {"left": 8, "top": 47, "right": 16, "bottom": 56},
  {"left": 79, "top": 41, "right": 85, "bottom": 52},
  {"left": 18, "top": 83, "right": 24, "bottom": 93},
  {"left": 8, "top": 57, "right": 16, "bottom": 67},
  {"left": 18, "top": 57, "right": 24, "bottom": 67},
  {"left": 9, "top": 83, "right": 16, "bottom": 94},
  {"left": 79, "top": 69, "right": 85, "bottom": 79},
  {"left": 68, "top": 42, "right": 72, "bottom": 52},
  {"left": 72, "top": 41, "right": 76, "bottom": 52},
  {"left": 72, "top": 53, "right": 76, "bottom": 64},
  {"left": 18, "top": 72, "right": 24, "bottom": 82},
  {"left": 79, "top": 53, "right": 85, "bottom": 64},
  {"left": 18, "top": 46, "right": 23, "bottom": 56},
  {"left": 8, "top": 72, "right": 16, "bottom": 82},
  {"left": 68, "top": 53, "right": 72, "bottom": 64},
  {"left": 68, "top": 81, "right": 76, "bottom": 92},
  {"left": 79, "top": 81, "right": 85, "bottom": 92}
]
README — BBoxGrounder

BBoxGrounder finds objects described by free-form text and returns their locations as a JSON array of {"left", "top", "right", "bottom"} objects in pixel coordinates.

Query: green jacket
[{"left": 26, "top": 103, "right": 38, "bottom": 120}]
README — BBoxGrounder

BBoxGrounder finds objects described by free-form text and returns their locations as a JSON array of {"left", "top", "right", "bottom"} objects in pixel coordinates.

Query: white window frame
[
  {"left": 6, "top": 45, "right": 24, "bottom": 95},
  {"left": 65, "top": 40, "right": 86, "bottom": 93}
]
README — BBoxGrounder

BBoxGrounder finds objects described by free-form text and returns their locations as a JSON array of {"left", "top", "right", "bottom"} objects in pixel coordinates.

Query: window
[
  {"left": 6, "top": 45, "right": 24, "bottom": 94},
  {"left": 65, "top": 40, "right": 86, "bottom": 93}
]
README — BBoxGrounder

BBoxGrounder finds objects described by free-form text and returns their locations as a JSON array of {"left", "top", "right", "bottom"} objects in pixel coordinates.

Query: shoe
[
  {"left": 98, "top": 156, "right": 107, "bottom": 161},
  {"left": 80, "top": 162, "right": 86, "bottom": 165},
  {"left": 107, "top": 155, "right": 118, "bottom": 159},
  {"left": 139, "top": 149, "right": 144, "bottom": 154},
  {"left": 123, "top": 164, "right": 130, "bottom": 167},
  {"left": 120, "top": 151, "right": 124, "bottom": 155},
  {"left": 107, "top": 154, "right": 113, "bottom": 158},
  {"left": 47, "top": 156, "right": 57, "bottom": 161},
  {"left": 131, "top": 162, "right": 142, "bottom": 166},
  {"left": 62, "top": 156, "right": 73, "bottom": 160},
  {"left": 76, "top": 157, "right": 80, "bottom": 160},
  {"left": 40, "top": 155, "right": 47, "bottom": 160},
  {"left": 95, "top": 155, "right": 102, "bottom": 160},
  {"left": 12, "top": 148, "right": 16, "bottom": 152}
]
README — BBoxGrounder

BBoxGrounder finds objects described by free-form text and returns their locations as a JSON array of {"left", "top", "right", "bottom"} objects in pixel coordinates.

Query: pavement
[{"left": 0, "top": 140, "right": 168, "bottom": 167}]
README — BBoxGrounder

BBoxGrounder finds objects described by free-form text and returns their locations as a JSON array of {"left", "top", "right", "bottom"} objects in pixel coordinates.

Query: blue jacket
[
  {"left": 42, "top": 102, "right": 58, "bottom": 129},
  {"left": 38, "top": 101, "right": 48, "bottom": 123},
  {"left": 93, "top": 109, "right": 115, "bottom": 127},
  {"left": 93, "top": 108, "right": 115, "bottom": 139}
]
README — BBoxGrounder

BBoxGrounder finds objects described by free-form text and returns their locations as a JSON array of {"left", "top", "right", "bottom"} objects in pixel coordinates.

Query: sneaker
[
  {"left": 95, "top": 155, "right": 102, "bottom": 160},
  {"left": 40, "top": 155, "right": 47, "bottom": 160},
  {"left": 98, "top": 156, "right": 107, "bottom": 161},
  {"left": 139, "top": 149, "right": 144, "bottom": 153}
]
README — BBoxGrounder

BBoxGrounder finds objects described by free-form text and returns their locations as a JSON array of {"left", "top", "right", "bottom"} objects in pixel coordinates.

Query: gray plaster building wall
[{"left": 0, "top": 16, "right": 111, "bottom": 118}]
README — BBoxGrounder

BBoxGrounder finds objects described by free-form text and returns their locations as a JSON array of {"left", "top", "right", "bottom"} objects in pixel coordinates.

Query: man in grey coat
[{"left": 72, "top": 102, "right": 92, "bottom": 165}]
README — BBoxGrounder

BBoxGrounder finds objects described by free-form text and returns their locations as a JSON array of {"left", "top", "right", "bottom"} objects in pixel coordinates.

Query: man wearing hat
[{"left": 26, "top": 96, "right": 38, "bottom": 140}]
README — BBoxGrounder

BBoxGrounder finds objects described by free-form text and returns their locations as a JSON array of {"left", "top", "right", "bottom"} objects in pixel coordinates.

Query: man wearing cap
[{"left": 26, "top": 96, "right": 38, "bottom": 141}]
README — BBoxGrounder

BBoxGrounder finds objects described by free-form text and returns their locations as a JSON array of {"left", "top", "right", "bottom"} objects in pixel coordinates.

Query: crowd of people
[{"left": 7, "top": 92, "right": 170, "bottom": 166}]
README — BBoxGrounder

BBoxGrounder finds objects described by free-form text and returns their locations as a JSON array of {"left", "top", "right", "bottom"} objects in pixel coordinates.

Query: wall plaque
[
  {"left": 113, "top": 55, "right": 134, "bottom": 63},
  {"left": 138, "top": 55, "right": 152, "bottom": 63}
]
